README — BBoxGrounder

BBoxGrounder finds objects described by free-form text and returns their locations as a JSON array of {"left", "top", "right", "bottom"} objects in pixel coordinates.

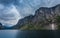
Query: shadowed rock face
[
  {"left": 0, "top": 23, "right": 3, "bottom": 29},
  {"left": 12, "top": 15, "right": 34, "bottom": 29},
  {"left": 33, "top": 5, "right": 60, "bottom": 22},
  {"left": 12, "top": 4, "right": 60, "bottom": 30}
]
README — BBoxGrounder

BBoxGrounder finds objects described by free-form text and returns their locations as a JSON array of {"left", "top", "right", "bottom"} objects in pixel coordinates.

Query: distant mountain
[
  {"left": 11, "top": 4, "right": 60, "bottom": 30},
  {"left": 0, "top": 23, "right": 2, "bottom": 29}
]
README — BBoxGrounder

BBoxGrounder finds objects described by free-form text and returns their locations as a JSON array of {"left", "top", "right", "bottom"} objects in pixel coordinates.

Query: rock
[{"left": 12, "top": 4, "right": 60, "bottom": 30}]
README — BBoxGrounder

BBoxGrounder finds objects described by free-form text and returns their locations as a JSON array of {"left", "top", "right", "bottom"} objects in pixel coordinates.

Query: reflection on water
[
  {"left": 0, "top": 30, "right": 60, "bottom": 38},
  {"left": 0, "top": 30, "right": 18, "bottom": 38}
]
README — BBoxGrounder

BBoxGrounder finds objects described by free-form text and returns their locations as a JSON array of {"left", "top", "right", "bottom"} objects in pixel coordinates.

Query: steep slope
[
  {"left": 12, "top": 15, "right": 34, "bottom": 29},
  {"left": 12, "top": 4, "right": 60, "bottom": 30}
]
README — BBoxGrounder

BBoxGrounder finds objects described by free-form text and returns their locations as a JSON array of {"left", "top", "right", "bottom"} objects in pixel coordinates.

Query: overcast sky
[{"left": 0, "top": 0, "right": 60, "bottom": 27}]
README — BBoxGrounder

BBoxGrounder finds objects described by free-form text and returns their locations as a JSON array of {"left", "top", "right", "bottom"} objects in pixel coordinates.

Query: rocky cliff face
[
  {"left": 12, "top": 4, "right": 60, "bottom": 30},
  {"left": 33, "top": 4, "right": 60, "bottom": 23}
]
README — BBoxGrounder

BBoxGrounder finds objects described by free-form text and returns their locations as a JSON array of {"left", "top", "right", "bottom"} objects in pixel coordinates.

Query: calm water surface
[{"left": 0, "top": 30, "right": 60, "bottom": 38}]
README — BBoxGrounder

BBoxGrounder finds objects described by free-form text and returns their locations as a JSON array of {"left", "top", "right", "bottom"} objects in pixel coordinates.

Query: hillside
[{"left": 12, "top": 4, "right": 60, "bottom": 30}]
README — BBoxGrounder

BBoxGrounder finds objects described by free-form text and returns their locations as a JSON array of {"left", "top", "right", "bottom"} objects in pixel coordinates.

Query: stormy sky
[{"left": 0, "top": 0, "right": 60, "bottom": 27}]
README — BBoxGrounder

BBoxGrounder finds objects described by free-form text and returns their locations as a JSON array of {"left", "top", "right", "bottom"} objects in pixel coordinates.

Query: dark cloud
[
  {"left": 0, "top": 0, "right": 19, "bottom": 6},
  {"left": 0, "top": 0, "right": 15, "bottom": 3},
  {"left": 0, "top": 0, "right": 60, "bottom": 27}
]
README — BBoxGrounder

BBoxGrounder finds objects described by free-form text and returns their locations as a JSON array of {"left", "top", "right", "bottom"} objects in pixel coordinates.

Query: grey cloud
[
  {"left": 0, "top": 0, "right": 15, "bottom": 4},
  {"left": 0, "top": 0, "right": 60, "bottom": 27},
  {"left": 0, "top": 4, "right": 21, "bottom": 26}
]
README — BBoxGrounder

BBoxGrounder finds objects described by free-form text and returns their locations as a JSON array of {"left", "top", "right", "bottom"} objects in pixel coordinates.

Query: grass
[
  {"left": 19, "top": 16, "right": 60, "bottom": 30},
  {"left": 20, "top": 24, "right": 45, "bottom": 30}
]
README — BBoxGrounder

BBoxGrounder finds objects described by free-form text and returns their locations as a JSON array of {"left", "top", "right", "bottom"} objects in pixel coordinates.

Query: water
[
  {"left": 51, "top": 23, "right": 57, "bottom": 30},
  {"left": 17, "top": 30, "right": 60, "bottom": 38},
  {"left": 0, "top": 30, "right": 60, "bottom": 38},
  {"left": 0, "top": 30, "right": 18, "bottom": 38},
  {"left": 51, "top": 23, "right": 55, "bottom": 30}
]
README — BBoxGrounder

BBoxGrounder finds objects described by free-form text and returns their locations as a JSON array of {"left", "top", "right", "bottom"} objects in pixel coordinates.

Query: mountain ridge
[
  {"left": 11, "top": 4, "right": 60, "bottom": 30},
  {"left": 1, "top": 4, "right": 60, "bottom": 30}
]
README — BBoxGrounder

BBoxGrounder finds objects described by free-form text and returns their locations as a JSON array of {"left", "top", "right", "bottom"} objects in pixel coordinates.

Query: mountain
[
  {"left": 11, "top": 15, "right": 34, "bottom": 29},
  {"left": 12, "top": 4, "right": 60, "bottom": 30},
  {"left": 0, "top": 23, "right": 2, "bottom": 29}
]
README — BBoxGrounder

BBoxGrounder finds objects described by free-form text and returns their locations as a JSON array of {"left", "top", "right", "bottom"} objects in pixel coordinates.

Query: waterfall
[{"left": 51, "top": 23, "right": 55, "bottom": 30}]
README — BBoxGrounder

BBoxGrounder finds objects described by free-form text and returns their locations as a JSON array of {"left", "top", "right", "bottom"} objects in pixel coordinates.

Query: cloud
[
  {"left": 17, "top": 5, "right": 35, "bottom": 17},
  {"left": 0, "top": 0, "right": 60, "bottom": 27},
  {"left": 0, "top": 4, "right": 21, "bottom": 27},
  {"left": 0, "top": 4, "right": 4, "bottom": 9},
  {"left": 0, "top": 0, "right": 15, "bottom": 5}
]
